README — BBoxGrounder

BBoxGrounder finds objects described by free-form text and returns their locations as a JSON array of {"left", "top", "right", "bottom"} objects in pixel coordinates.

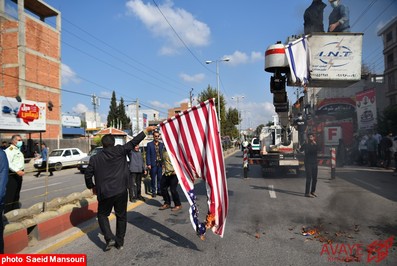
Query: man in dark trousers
[
  {"left": 4, "top": 135, "right": 25, "bottom": 213},
  {"left": 300, "top": 133, "right": 319, "bottom": 198},
  {"left": 146, "top": 131, "right": 164, "bottom": 197},
  {"left": 34, "top": 143, "right": 53, "bottom": 177},
  {"left": 128, "top": 144, "right": 147, "bottom": 202},
  {"left": 294, "top": 113, "right": 307, "bottom": 147},
  {"left": 304, "top": 0, "right": 327, "bottom": 35},
  {"left": 85, "top": 126, "right": 156, "bottom": 251},
  {"left": 158, "top": 146, "right": 182, "bottom": 211}
]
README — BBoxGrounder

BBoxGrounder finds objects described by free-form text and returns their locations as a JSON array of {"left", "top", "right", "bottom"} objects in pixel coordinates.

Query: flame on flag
[{"left": 159, "top": 98, "right": 229, "bottom": 238}]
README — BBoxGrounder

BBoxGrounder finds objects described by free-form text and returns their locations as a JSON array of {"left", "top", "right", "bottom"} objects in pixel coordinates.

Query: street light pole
[{"left": 205, "top": 58, "right": 230, "bottom": 137}]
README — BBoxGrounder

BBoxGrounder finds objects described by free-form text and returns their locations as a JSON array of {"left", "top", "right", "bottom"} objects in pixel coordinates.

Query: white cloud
[
  {"left": 229, "top": 100, "right": 275, "bottom": 130},
  {"left": 99, "top": 91, "right": 112, "bottom": 99},
  {"left": 149, "top": 100, "right": 171, "bottom": 110},
  {"left": 126, "top": 0, "right": 211, "bottom": 55},
  {"left": 251, "top": 51, "right": 263, "bottom": 62},
  {"left": 61, "top": 64, "right": 80, "bottom": 85},
  {"left": 225, "top": 50, "right": 263, "bottom": 66},
  {"left": 72, "top": 103, "right": 89, "bottom": 114},
  {"left": 179, "top": 73, "right": 205, "bottom": 83}
]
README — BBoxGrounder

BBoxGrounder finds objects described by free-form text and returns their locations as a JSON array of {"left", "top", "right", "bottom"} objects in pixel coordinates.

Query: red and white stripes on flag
[{"left": 159, "top": 98, "right": 229, "bottom": 238}]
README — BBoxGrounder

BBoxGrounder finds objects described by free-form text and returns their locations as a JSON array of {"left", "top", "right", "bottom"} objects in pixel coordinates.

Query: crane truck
[
  {"left": 250, "top": 33, "right": 363, "bottom": 176},
  {"left": 255, "top": 116, "right": 301, "bottom": 175}
]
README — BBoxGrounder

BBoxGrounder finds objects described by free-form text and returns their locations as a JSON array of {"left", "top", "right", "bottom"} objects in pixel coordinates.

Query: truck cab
[{"left": 250, "top": 137, "right": 261, "bottom": 157}]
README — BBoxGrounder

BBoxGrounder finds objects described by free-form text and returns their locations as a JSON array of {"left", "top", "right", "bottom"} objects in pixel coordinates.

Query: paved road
[
  {"left": 20, "top": 151, "right": 397, "bottom": 265},
  {"left": 20, "top": 167, "right": 87, "bottom": 209}
]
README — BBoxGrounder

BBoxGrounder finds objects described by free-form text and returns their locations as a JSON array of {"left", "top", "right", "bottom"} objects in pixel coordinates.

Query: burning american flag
[{"left": 159, "top": 98, "right": 229, "bottom": 238}]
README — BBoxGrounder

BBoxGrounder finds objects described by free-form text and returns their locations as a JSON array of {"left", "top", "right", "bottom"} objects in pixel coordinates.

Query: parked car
[
  {"left": 34, "top": 148, "right": 87, "bottom": 171},
  {"left": 77, "top": 146, "right": 103, "bottom": 174}
]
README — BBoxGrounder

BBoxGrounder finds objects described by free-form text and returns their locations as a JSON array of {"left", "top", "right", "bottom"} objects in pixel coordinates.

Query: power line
[
  {"left": 62, "top": 42, "right": 183, "bottom": 97},
  {"left": 360, "top": 0, "right": 395, "bottom": 33},
  {"left": 351, "top": 0, "right": 378, "bottom": 28},
  {"left": 0, "top": 71, "right": 167, "bottom": 116},
  {"left": 1, "top": 3, "right": 189, "bottom": 115},
  {"left": 152, "top": 0, "right": 209, "bottom": 70},
  {"left": 60, "top": 18, "right": 188, "bottom": 92}
]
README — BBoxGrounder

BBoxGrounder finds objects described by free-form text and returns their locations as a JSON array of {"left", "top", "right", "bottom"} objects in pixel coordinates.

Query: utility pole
[
  {"left": 135, "top": 98, "right": 139, "bottom": 134},
  {"left": 91, "top": 94, "right": 99, "bottom": 129}
]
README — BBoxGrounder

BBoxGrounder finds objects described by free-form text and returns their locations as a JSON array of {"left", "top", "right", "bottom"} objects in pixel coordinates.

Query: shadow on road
[
  {"left": 127, "top": 211, "right": 199, "bottom": 250},
  {"left": 333, "top": 166, "right": 397, "bottom": 202}
]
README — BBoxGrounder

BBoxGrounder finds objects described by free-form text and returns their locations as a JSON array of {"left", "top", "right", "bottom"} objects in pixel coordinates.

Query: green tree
[
  {"left": 197, "top": 85, "right": 226, "bottom": 135},
  {"left": 377, "top": 105, "right": 397, "bottom": 135},
  {"left": 223, "top": 107, "right": 239, "bottom": 138},
  {"left": 117, "top": 97, "right": 131, "bottom": 130},
  {"left": 107, "top": 91, "right": 118, "bottom": 127}
]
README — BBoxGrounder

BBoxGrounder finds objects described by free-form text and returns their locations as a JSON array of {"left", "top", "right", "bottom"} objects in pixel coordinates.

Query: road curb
[
  {"left": 4, "top": 196, "right": 97, "bottom": 253},
  {"left": 6, "top": 148, "right": 237, "bottom": 254}
]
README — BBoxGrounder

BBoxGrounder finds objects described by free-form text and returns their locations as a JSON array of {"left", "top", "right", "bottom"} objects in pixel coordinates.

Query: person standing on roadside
[
  {"left": 4, "top": 135, "right": 25, "bottom": 213},
  {"left": 128, "top": 145, "right": 147, "bottom": 202},
  {"left": 366, "top": 132, "right": 378, "bottom": 167},
  {"left": 0, "top": 149, "right": 9, "bottom": 254},
  {"left": 158, "top": 146, "right": 182, "bottom": 211},
  {"left": 146, "top": 131, "right": 164, "bottom": 198},
  {"left": 380, "top": 133, "right": 393, "bottom": 169},
  {"left": 84, "top": 126, "right": 156, "bottom": 252},
  {"left": 300, "top": 133, "right": 319, "bottom": 198},
  {"left": 34, "top": 143, "right": 53, "bottom": 177}
]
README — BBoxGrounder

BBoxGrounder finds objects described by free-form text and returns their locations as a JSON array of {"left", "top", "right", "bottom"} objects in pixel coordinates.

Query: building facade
[
  {"left": 0, "top": 0, "right": 61, "bottom": 139},
  {"left": 378, "top": 16, "right": 397, "bottom": 106},
  {"left": 167, "top": 102, "right": 189, "bottom": 118}
]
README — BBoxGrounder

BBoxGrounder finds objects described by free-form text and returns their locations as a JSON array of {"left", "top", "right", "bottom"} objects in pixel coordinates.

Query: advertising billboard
[
  {"left": 0, "top": 96, "right": 46, "bottom": 131},
  {"left": 309, "top": 33, "right": 363, "bottom": 86},
  {"left": 356, "top": 89, "right": 377, "bottom": 131}
]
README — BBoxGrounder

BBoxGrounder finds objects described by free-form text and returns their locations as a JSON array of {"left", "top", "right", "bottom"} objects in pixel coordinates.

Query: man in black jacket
[
  {"left": 304, "top": 0, "right": 326, "bottom": 35},
  {"left": 85, "top": 126, "right": 156, "bottom": 251},
  {"left": 300, "top": 133, "right": 319, "bottom": 198}
]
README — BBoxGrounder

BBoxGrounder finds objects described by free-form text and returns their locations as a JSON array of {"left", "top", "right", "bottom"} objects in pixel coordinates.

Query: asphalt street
[{"left": 19, "top": 150, "right": 397, "bottom": 265}]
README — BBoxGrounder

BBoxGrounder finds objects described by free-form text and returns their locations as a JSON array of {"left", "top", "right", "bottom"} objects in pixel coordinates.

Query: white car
[{"left": 34, "top": 148, "right": 87, "bottom": 171}]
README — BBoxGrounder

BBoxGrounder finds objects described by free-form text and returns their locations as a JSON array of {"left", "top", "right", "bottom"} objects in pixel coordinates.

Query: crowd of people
[{"left": 346, "top": 132, "right": 397, "bottom": 173}]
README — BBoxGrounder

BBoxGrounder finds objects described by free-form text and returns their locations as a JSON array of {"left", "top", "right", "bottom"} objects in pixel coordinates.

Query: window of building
[
  {"left": 388, "top": 74, "right": 395, "bottom": 92},
  {"left": 387, "top": 53, "right": 394, "bottom": 68},
  {"left": 386, "top": 31, "right": 393, "bottom": 43}
]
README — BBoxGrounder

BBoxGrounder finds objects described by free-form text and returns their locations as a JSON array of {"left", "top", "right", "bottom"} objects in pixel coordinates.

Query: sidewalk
[
  {"left": 19, "top": 194, "right": 150, "bottom": 254},
  {"left": 8, "top": 147, "right": 240, "bottom": 254}
]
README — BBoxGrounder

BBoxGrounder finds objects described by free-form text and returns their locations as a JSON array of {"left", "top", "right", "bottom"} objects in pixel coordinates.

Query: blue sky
[{"left": 23, "top": 0, "right": 397, "bottom": 129}]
